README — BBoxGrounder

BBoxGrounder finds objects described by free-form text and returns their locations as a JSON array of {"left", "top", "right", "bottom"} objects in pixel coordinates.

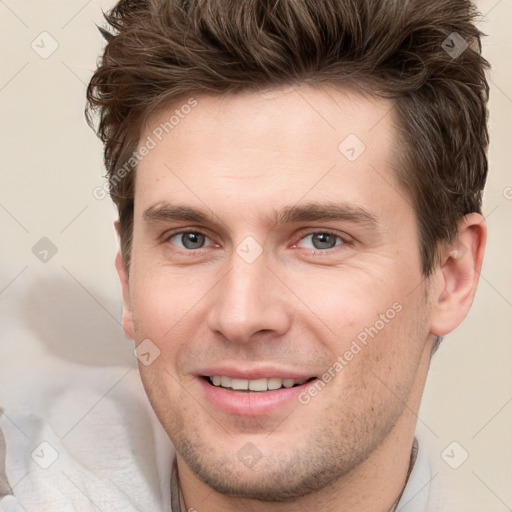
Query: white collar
[{"left": 394, "top": 437, "right": 431, "bottom": 512}]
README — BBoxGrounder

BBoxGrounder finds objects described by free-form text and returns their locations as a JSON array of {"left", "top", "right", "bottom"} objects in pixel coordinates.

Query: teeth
[
  {"left": 209, "top": 376, "right": 309, "bottom": 391},
  {"left": 267, "top": 377, "right": 282, "bottom": 390},
  {"left": 230, "top": 378, "right": 249, "bottom": 390},
  {"left": 248, "top": 378, "right": 267, "bottom": 391},
  {"left": 282, "top": 378, "right": 295, "bottom": 388}
]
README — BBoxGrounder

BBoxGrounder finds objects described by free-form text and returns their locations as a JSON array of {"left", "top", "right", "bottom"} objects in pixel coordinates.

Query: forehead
[{"left": 134, "top": 86, "right": 406, "bottom": 223}]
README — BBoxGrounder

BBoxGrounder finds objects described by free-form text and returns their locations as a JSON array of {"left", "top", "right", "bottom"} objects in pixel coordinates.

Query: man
[{"left": 1, "top": 0, "right": 490, "bottom": 510}]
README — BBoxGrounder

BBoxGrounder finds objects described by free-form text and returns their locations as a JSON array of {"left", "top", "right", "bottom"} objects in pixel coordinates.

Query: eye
[
  {"left": 168, "top": 231, "right": 211, "bottom": 250},
  {"left": 296, "top": 232, "right": 344, "bottom": 251}
]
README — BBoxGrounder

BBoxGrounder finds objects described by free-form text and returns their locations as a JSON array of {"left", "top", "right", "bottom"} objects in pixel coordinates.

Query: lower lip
[{"left": 198, "top": 377, "right": 316, "bottom": 416}]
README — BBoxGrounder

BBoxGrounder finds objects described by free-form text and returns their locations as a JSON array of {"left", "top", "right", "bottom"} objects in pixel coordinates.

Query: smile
[
  {"left": 198, "top": 373, "right": 319, "bottom": 416},
  {"left": 206, "top": 376, "right": 312, "bottom": 392}
]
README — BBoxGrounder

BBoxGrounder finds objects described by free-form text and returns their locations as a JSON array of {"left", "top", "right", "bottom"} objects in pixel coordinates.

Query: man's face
[{"left": 121, "top": 86, "right": 437, "bottom": 500}]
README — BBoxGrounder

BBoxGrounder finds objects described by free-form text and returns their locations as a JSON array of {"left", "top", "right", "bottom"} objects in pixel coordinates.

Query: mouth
[
  {"left": 197, "top": 373, "right": 319, "bottom": 416},
  {"left": 203, "top": 375, "right": 316, "bottom": 392}
]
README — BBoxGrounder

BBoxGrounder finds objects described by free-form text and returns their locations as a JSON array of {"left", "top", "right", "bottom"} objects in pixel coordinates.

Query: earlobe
[
  {"left": 430, "top": 213, "right": 486, "bottom": 337},
  {"left": 114, "top": 222, "right": 135, "bottom": 339}
]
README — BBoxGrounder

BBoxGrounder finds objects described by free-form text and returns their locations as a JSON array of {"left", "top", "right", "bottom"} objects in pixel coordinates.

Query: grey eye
[
  {"left": 312, "top": 233, "right": 337, "bottom": 249},
  {"left": 170, "top": 232, "right": 207, "bottom": 249},
  {"left": 299, "top": 232, "right": 341, "bottom": 250}
]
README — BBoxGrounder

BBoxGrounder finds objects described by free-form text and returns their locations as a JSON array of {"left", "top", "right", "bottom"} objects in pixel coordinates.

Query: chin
[{"left": 173, "top": 432, "right": 362, "bottom": 502}]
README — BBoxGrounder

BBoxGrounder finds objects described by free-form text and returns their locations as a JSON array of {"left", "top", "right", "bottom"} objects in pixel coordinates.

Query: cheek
[
  {"left": 136, "top": 365, "right": 191, "bottom": 440},
  {"left": 284, "top": 265, "right": 404, "bottom": 341},
  {"left": 302, "top": 269, "right": 428, "bottom": 385},
  {"left": 317, "top": 295, "right": 429, "bottom": 426},
  {"left": 129, "top": 264, "right": 221, "bottom": 384},
  {"left": 130, "top": 263, "right": 208, "bottom": 335}
]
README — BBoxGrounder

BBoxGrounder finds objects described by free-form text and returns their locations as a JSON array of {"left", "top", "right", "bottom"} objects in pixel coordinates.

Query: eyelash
[
  {"left": 165, "top": 229, "right": 217, "bottom": 253},
  {"left": 294, "top": 230, "right": 346, "bottom": 254},
  {"left": 164, "top": 229, "right": 348, "bottom": 255}
]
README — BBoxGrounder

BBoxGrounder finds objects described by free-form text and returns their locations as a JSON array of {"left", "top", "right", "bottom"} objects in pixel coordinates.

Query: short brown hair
[{"left": 86, "top": 0, "right": 490, "bottom": 275}]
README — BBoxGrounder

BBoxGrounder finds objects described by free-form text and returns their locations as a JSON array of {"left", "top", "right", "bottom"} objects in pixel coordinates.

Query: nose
[{"left": 206, "top": 252, "right": 292, "bottom": 344}]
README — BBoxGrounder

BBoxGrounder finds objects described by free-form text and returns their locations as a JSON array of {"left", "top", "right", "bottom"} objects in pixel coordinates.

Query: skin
[{"left": 116, "top": 85, "right": 486, "bottom": 511}]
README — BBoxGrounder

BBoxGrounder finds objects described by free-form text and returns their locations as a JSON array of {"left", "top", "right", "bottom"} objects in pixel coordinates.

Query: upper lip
[{"left": 196, "top": 365, "right": 316, "bottom": 381}]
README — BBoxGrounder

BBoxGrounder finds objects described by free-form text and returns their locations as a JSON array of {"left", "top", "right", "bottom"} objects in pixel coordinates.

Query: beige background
[{"left": 0, "top": 0, "right": 511, "bottom": 508}]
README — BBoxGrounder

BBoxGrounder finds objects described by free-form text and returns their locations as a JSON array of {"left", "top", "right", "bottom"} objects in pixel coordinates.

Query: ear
[
  {"left": 114, "top": 221, "right": 134, "bottom": 339},
  {"left": 430, "top": 213, "right": 486, "bottom": 336}
]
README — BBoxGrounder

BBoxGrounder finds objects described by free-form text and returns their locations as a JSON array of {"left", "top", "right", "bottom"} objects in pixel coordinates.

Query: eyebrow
[
  {"left": 142, "top": 201, "right": 380, "bottom": 231},
  {"left": 144, "top": 204, "right": 211, "bottom": 224},
  {"left": 271, "top": 202, "right": 380, "bottom": 229}
]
